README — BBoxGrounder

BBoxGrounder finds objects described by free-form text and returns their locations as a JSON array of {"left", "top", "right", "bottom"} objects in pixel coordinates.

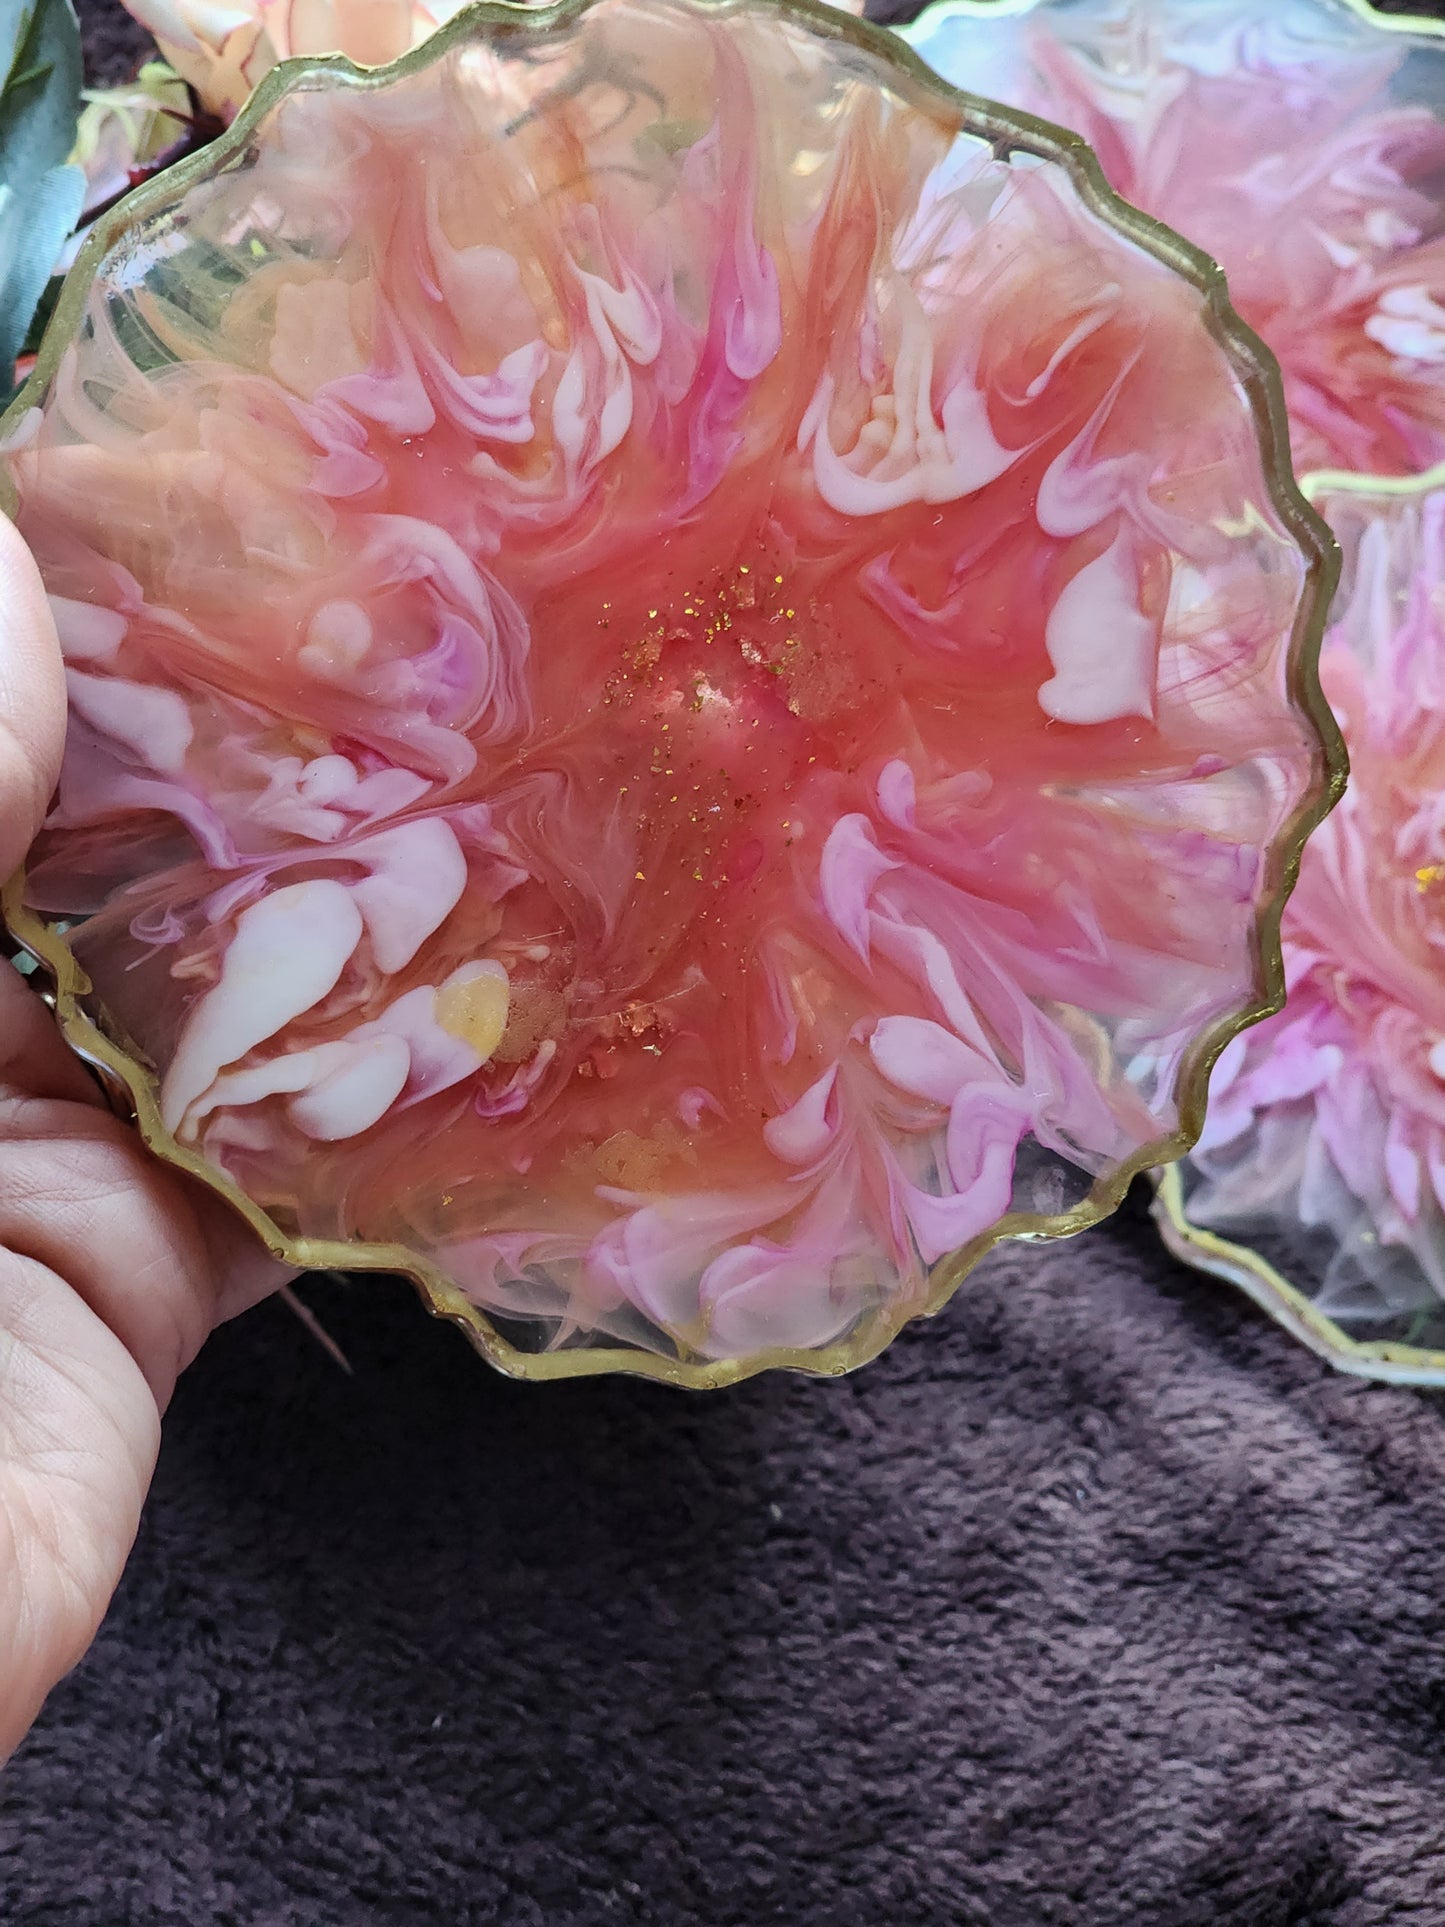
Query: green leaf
[
  {"left": 0, "top": 0, "right": 83, "bottom": 196},
  {"left": 0, "top": 0, "right": 83, "bottom": 390},
  {"left": 0, "top": 162, "right": 84, "bottom": 387}
]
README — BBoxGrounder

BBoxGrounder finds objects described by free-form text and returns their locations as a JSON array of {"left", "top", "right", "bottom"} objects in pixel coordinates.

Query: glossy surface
[
  {"left": 4, "top": 0, "right": 1334, "bottom": 1377},
  {"left": 118, "top": 0, "right": 864, "bottom": 120},
  {"left": 1161, "top": 479, "right": 1445, "bottom": 1383},
  {"left": 903, "top": 0, "right": 1445, "bottom": 481}
]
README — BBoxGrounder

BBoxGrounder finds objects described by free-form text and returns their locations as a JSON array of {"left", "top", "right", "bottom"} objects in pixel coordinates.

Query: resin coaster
[
  {"left": 2, "top": 0, "right": 1338, "bottom": 1384},
  {"left": 119, "top": 0, "right": 865, "bottom": 123},
  {"left": 902, "top": 0, "right": 1445, "bottom": 484},
  {"left": 1155, "top": 477, "right": 1445, "bottom": 1387}
]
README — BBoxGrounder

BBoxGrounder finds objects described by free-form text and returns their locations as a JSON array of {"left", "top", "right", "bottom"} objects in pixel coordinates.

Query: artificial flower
[
  {"left": 119, "top": 0, "right": 472, "bottom": 120},
  {"left": 69, "top": 63, "right": 193, "bottom": 221}
]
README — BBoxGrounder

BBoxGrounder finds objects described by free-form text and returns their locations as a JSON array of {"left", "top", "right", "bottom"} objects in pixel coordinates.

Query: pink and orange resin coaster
[{"left": 3, "top": 0, "right": 1338, "bottom": 1381}]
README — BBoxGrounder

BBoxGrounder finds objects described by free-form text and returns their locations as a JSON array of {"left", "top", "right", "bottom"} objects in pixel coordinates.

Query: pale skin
[{"left": 0, "top": 516, "right": 280, "bottom": 1762}]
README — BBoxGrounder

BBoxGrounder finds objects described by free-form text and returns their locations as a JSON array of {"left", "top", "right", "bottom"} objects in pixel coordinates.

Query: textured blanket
[
  {"left": 10, "top": 1182, "right": 1445, "bottom": 1926},
  {"left": 5, "top": 4, "right": 1445, "bottom": 1922}
]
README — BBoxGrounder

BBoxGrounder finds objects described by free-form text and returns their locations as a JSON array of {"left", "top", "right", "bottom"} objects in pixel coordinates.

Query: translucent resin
[
  {"left": 903, "top": 0, "right": 1445, "bottom": 482},
  {"left": 119, "top": 0, "right": 865, "bottom": 124},
  {"left": 1158, "top": 480, "right": 1445, "bottom": 1385},
  {"left": 3, "top": 0, "right": 1337, "bottom": 1382}
]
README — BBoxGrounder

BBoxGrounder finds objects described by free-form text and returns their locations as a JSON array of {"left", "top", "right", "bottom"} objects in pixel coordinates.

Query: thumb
[{"left": 0, "top": 513, "right": 64, "bottom": 881}]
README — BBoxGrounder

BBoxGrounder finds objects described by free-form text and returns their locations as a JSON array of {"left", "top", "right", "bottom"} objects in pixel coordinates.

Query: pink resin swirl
[
  {"left": 8, "top": 0, "right": 1325, "bottom": 1367},
  {"left": 906, "top": 0, "right": 1445, "bottom": 481},
  {"left": 1189, "top": 485, "right": 1445, "bottom": 1332},
  {"left": 116, "top": 0, "right": 865, "bottom": 120}
]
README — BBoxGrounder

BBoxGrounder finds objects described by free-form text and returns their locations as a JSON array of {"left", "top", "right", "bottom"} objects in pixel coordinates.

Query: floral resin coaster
[
  {"left": 118, "top": 0, "right": 865, "bottom": 125},
  {"left": 2, "top": 0, "right": 1339, "bottom": 1384},
  {"left": 901, "top": 0, "right": 1445, "bottom": 484},
  {"left": 1155, "top": 479, "right": 1445, "bottom": 1387}
]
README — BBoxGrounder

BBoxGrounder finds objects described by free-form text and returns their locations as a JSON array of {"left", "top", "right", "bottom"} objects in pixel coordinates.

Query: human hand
[{"left": 0, "top": 514, "right": 281, "bottom": 1762}]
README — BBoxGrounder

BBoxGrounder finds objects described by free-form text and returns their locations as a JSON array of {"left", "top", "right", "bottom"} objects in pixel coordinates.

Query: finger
[
  {"left": 0, "top": 959, "right": 108, "bottom": 1110},
  {"left": 191, "top": 1187, "right": 295, "bottom": 1332},
  {"left": 0, "top": 1086, "right": 291, "bottom": 1411},
  {"left": 0, "top": 1244, "right": 159, "bottom": 1765},
  {"left": 0, "top": 513, "right": 64, "bottom": 882}
]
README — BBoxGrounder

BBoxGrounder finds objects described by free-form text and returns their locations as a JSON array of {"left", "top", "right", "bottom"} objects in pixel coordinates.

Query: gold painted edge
[
  {"left": 898, "top": 0, "right": 1445, "bottom": 42},
  {"left": 1153, "top": 1166, "right": 1445, "bottom": 1387},
  {"left": 895, "top": 0, "right": 1445, "bottom": 1388},
  {"left": 0, "top": 0, "right": 1344, "bottom": 1388},
  {"left": 896, "top": 0, "right": 1445, "bottom": 499},
  {"left": 1151, "top": 461, "right": 1445, "bottom": 1388}
]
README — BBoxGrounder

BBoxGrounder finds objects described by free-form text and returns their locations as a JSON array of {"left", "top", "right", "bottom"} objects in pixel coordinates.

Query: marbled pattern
[
  {"left": 904, "top": 0, "right": 1445, "bottom": 479},
  {"left": 1183, "top": 482, "right": 1445, "bottom": 1356},
  {"left": 9, "top": 0, "right": 1329, "bottom": 1369}
]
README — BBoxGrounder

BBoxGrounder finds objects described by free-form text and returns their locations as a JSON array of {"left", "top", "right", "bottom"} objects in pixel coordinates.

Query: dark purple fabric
[
  {"left": 76, "top": 0, "right": 154, "bottom": 83},
  {"left": 5, "top": 4, "right": 1445, "bottom": 1921},
  {"left": 9, "top": 1186, "right": 1445, "bottom": 1926}
]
